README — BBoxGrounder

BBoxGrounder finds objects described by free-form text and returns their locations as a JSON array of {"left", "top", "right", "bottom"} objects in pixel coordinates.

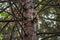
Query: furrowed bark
[{"left": 21, "top": 0, "right": 38, "bottom": 40}]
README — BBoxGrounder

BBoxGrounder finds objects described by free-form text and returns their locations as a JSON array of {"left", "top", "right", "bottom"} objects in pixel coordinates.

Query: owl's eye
[
  {"left": 24, "top": 17, "right": 28, "bottom": 20},
  {"left": 33, "top": 12, "right": 35, "bottom": 16}
]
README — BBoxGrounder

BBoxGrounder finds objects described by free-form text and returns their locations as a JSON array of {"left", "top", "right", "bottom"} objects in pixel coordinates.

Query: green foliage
[
  {"left": 0, "top": 34, "right": 4, "bottom": 40},
  {"left": 0, "top": 12, "right": 8, "bottom": 19},
  {"left": 0, "top": 12, "right": 12, "bottom": 20}
]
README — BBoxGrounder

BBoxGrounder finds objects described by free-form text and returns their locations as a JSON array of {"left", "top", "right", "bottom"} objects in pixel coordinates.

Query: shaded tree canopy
[{"left": 0, "top": 0, "right": 60, "bottom": 40}]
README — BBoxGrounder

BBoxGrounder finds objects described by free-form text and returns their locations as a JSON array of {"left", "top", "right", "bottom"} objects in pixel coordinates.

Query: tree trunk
[{"left": 21, "top": 0, "right": 38, "bottom": 40}]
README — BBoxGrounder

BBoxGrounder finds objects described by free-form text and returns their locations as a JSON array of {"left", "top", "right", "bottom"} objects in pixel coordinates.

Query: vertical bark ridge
[{"left": 21, "top": 0, "right": 38, "bottom": 40}]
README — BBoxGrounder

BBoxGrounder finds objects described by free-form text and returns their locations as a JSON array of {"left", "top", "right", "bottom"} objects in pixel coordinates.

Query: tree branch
[
  {"left": 0, "top": 6, "right": 10, "bottom": 13},
  {"left": 0, "top": 22, "right": 9, "bottom": 32},
  {"left": 0, "top": 20, "right": 21, "bottom": 22},
  {"left": 37, "top": 0, "right": 52, "bottom": 14},
  {"left": 41, "top": 34, "right": 60, "bottom": 40},
  {"left": 37, "top": 32, "right": 60, "bottom": 35},
  {"left": 9, "top": 23, "right": 15, "bottom": 40},
  {"left": 0, "top": 0, "right": 7, "bottom": 3}
]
